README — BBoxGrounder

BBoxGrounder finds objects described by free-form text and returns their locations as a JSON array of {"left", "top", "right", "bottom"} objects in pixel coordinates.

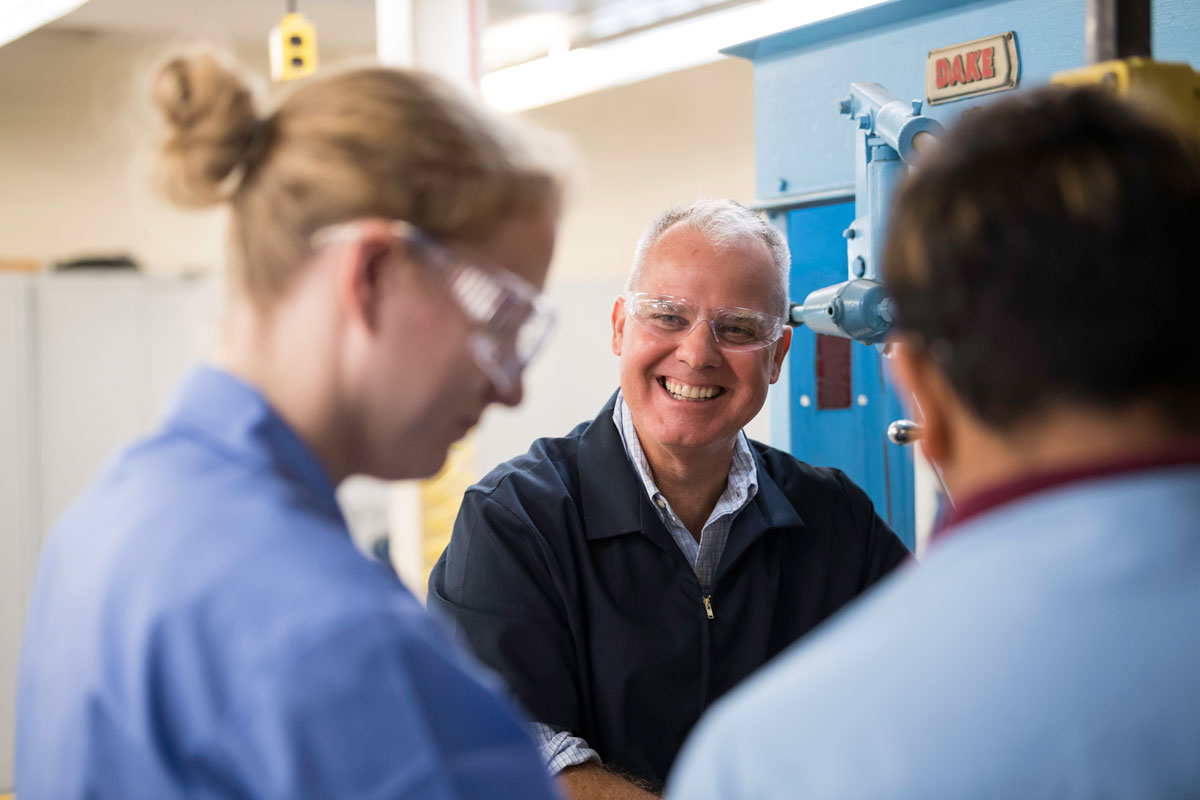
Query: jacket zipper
[{"left": 702, "top": 595, "right": 714, "bottom": 620}]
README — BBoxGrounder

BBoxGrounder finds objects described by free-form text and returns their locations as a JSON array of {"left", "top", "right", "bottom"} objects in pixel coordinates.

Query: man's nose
[{"left": 675, "top": 319, "right": 723, "bottom": 369}]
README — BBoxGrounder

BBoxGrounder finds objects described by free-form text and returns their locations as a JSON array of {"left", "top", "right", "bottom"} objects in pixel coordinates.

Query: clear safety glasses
[
  {"left": 623, "top": 292, "right": 785, "bottom": 352},
  {"left": 313, "top": 221, "right": 554, "bottom": 396}
]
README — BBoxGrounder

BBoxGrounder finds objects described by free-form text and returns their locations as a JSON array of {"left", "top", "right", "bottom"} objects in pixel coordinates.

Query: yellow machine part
[
  {"left": 1053, "top": 57, "right": 1200, "bottom": 133},
  {"left": 419, "top": 434, "right": 478, "bottom": 588},
  {"left": 269, "top": 12, "right": 319, "bottom": 82}
]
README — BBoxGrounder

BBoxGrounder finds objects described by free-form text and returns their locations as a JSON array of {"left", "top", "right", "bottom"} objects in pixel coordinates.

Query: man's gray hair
[{"left": 625, "top": 198, "right": 791, "bottom": 318}]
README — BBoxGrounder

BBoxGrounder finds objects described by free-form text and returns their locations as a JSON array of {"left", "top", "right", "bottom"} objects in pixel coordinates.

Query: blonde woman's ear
[{"left": 329, "top": 220, "right": 404, "bottom": 333}]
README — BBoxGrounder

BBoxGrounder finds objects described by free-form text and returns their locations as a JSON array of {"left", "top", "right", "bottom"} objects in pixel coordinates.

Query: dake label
[
  {"left": 935, "top": 47, "right": 996, "bottom": 88},
  {"left": 925, "top": 32, "right": 1020, "bottom": 105}
]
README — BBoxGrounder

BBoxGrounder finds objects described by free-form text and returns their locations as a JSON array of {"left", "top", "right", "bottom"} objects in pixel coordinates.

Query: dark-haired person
[
  {"left": 428, "top": 198, "right": 909, "bottom": 799},
  {"left": 668, "top": 87, "right": 1200, "bottom": 799},
  {"left": 16, "top": 50, "right": 563, "bottom": 798}
]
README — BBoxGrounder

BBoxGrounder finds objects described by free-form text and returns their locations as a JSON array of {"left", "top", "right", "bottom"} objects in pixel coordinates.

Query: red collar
[{"left": 934, "top": 440, "right": 1200, "bottom": 541}]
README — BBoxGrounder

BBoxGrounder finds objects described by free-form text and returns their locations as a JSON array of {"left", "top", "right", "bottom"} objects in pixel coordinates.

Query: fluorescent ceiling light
[
  {"left": 482, "top": 0, "right": 886, "bottom": 113},
  {"left": 482, "top": 11, "right": 574, "bottom": 73},
  {"left": 0, "top": 0, "right": 90, "bottom": 48}
]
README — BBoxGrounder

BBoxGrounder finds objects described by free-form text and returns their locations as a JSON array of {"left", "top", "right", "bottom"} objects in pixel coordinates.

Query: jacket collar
[
  {"left": 577, "top": 390, "right": 806, "bottom": 566},
  {"left": 577, "top": 391, "right": 673, "bottom": 551},
  {"left": 716, "top": 445, "right": 805, "bottom": 578},
  {"left": 163, "top": 365, "right": 345, "bottom": 525}
]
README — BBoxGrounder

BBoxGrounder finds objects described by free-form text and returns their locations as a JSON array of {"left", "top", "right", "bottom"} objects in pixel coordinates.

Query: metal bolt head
[
  {"left": 877, "top": 296, "right": 894, "bottom": 323},
  {"left": 852, "top": 256, "right": 866, "bottom": 277},
  {"left": 887, "top": 418, "right": 924, "bottom": 445},
  {"left": 857, "top": 112, "right": 872, "bottom": 130},
  {"left": 838, "top": 98, "right": 853, "bottom": 116},
  {"left": 911, "top": 99, "right": 923, "bottom": 115}
]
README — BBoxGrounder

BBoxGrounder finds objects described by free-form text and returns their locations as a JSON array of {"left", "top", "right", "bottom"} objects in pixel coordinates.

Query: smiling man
[{"left": 428, "top": 198, "right": 909, "bottom": 799}]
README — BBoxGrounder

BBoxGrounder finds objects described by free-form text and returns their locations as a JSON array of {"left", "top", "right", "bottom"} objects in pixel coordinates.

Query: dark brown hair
[{"left": 884, "top": 86, "right": 1200, "bottom": 431}]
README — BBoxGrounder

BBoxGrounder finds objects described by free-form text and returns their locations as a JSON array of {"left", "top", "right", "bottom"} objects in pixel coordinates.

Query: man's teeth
[{"left": 664, "top": 378, "right": 721, "bottom": 400}]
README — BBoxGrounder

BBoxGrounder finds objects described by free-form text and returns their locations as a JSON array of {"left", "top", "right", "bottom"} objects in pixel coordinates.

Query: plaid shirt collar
[{"left": 612, "top": 391, "right": 758, "bottom": 590}]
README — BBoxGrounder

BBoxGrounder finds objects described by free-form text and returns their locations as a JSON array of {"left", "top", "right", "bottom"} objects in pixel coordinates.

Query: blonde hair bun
[
  {"left": 152, "top": 50, "right": 261, "bottom": 207},
  {"left": 147, "top": 46, "right": 564, "bottom": 304}
]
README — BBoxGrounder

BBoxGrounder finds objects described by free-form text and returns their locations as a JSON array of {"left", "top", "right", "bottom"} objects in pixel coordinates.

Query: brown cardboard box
[{"left": 0, "top": 258, "right": 41, "bottom": 273}]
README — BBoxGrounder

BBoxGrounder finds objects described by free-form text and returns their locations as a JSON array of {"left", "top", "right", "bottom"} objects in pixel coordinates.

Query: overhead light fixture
[
  {"left": 0, "top": 0, "right": 90, "bottom": 48},
  {"left": 586, "top": 0, "right": 731, "bottom": 40},
  {"left": 482, "top": 0, "right": 886, "bottom": 112},
  {"left": 482, "top": 11, "right": 574, "bottom": 73}
]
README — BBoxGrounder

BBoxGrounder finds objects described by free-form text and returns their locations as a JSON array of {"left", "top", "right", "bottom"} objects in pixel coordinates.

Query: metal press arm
[{"left": 789, "top": 83, "right": 943, "bottom": 345}]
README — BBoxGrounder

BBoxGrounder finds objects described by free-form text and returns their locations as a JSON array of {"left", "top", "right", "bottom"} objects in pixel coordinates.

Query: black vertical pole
[{"left": 1086, "top": 0, "right": 1152, "bottom": 64}]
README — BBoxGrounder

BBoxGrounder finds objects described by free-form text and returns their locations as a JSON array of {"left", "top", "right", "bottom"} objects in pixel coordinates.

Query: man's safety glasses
[
  {"left": 623, "top": 292, "right": 785, "bottom": 352},
  {"left": 313, "top": 220, "right": 554, "bottom": 395}
]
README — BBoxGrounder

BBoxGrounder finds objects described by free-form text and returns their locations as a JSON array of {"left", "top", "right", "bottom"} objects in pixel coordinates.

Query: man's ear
[
  {"left": 888, "top": 338, "right": 954, "bottom": 467},
  {"left": 611, "top": 295, "right": 627, "bottom": 356},
  {"left": 768, "top": 325, "right": 792, "bottom": 384},
  {"left": 331, "top": 221, "right": 401, "bottom": 335}
]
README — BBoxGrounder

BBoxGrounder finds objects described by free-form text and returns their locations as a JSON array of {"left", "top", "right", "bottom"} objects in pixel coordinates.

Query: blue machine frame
[{"left": 727, "top": 0, "right": 1199, "bottom": 550}]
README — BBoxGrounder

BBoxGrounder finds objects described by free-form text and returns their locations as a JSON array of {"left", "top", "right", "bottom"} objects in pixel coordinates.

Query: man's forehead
[{"left": 636, "top": 225, "right": 776, "bottom": 304}]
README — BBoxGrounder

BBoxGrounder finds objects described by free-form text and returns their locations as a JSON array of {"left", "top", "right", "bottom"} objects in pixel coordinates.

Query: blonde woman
[{"left": 16, "top": 50, "right": 562, "bottom": 799}]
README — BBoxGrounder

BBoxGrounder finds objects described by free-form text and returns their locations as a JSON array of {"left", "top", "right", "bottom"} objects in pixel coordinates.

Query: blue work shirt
[
  {"left": 668, "top": 455, "right": 1200, "bottom": 799},
  {"left": 16, "top": 365, "right": 559, "bottom": 800}
]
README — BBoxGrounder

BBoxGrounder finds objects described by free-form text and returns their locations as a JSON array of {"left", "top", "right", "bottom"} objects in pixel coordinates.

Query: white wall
[
  {"left": 500, "top": 55, "right": 765, "bottom": 451},
  {"left": 525, "top": 56, "right": 757, "bottom": 283},
  {"left": 0, "top": 278, "right": 36, "bottom": 791},
  {"left": 0, "top": 29, "right": 758, "bottom": 281},
  {"left": 0, "top": 27, "right": 764, "bottom": 465},
  {"left": 0, "top": 272, "right": 214, "bottom": 792},
  {"left": 0, "top": 32, "right": 761, "bottom": 452},
  {"left": 0, "top": 24, "right": 765, "bottom": 564},
  {"left": 0, "top": 30, "right": 226, "bottom": 273}
]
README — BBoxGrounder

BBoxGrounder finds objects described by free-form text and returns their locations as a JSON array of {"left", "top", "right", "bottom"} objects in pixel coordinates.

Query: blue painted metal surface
[
  {"left": 790, "top": 83, "right": 944, "bottom": 346},
  {"left": 734, "top": 0, "right": 1198, "bottom": 204},
  {"left": 738, "top": 0, "right": 1200, "bottom": 549},
  {"left": 783, "top": 201, "right": 914, "bottom": 547}
]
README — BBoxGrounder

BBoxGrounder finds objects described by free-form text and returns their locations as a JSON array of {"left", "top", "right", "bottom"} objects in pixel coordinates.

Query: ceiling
[
  {"left": 44, "top": 0, "right": 751, "bottom": 66},
  {"left": 49, "top": 0, "right": 377, "bottom": 51},
  {"left": 30, "top": 0, "right": 779, "bottom": 110}
]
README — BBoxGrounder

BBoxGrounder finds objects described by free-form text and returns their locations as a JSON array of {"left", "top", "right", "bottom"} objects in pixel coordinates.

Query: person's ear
[
  {"left": 611, "top": 295, "right": 627, "bottom": 356},
  {"left": 331, "top": 221, "right": 401, "bottom": 335},
  {"left": 888, "top": 337, "right": 953, "bottom": 467},
  {"left": 768, "top": 325, "right": 792, "bottom": 384}
]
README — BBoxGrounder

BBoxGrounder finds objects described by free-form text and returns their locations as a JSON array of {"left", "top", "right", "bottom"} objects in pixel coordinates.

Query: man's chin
[{"left": 640, "top": 420, "right": 731, "bottom": 453}]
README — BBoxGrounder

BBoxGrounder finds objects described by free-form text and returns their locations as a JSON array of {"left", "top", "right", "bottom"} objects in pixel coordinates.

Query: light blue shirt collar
[{"left": 164, "top": 364, "right": 344, "bottom": 524}]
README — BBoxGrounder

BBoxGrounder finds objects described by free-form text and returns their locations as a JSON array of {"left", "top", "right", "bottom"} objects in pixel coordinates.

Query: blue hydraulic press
[{"left": 726, "top": 0, "right": 1200, "bottom": 549}]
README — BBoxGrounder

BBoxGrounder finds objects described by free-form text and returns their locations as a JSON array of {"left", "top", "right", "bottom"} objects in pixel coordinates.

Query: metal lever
[
  {"left": 889, "top": 418, "right": 956, "bottom": 511},
  {"left": 887, "top": 419, "right": 924, "bottom": 445},
  {"left": 787, "top": 280, "right": 895, "bottom": 344}
]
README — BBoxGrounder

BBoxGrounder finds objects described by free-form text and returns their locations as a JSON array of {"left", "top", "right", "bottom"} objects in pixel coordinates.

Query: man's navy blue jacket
[{"left": 428, "top": 394, "right": 909, "bottom": 788}]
